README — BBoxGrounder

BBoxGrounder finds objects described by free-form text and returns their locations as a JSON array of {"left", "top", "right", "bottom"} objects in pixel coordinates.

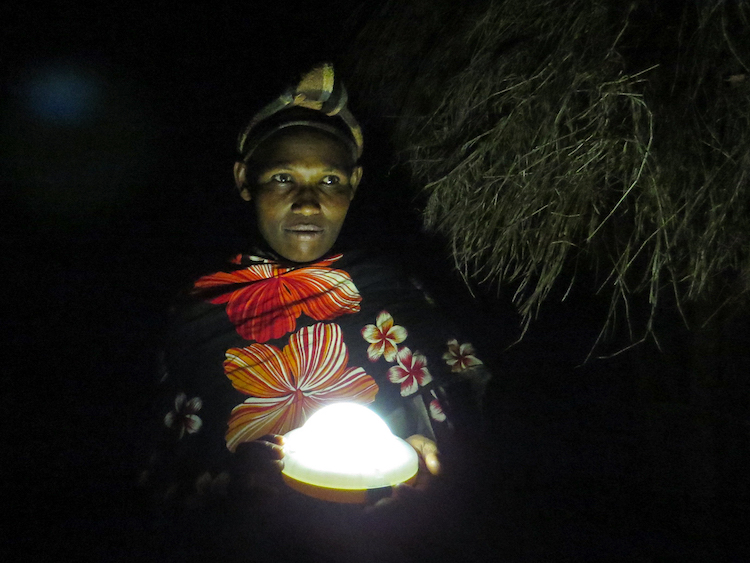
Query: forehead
[{"left": 248, "top": 127, "right": 355, "bottom": 173}]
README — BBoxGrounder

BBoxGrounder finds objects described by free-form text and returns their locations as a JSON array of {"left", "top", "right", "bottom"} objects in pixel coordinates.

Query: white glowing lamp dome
[{"left": 281, "top": 403, "right": 418, "bottom": 503}]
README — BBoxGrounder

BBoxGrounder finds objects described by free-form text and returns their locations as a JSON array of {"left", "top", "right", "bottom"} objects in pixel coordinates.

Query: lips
[{"left": 285, "top": 224, "right": 324, "bottom": 233}]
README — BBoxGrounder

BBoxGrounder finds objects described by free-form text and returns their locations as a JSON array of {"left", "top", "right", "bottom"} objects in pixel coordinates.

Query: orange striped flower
[
  {"left": 223, "top": 323, "right": 378, "bottom": 451},
  {"left": 194, "top": 254, "right": 361, "bottom": 343}
]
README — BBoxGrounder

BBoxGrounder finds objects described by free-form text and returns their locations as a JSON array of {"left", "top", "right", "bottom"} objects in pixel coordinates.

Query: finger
[
  {"left": 270, "top": 458, "right": 284, "bottom": 472},
  {"left": 265, "top": 441, "right": 285, "bottom": 460},
  {"left": 250, "top": 440, "right": 285, "bottom": 460},
  {"left": 364, "top": 495, "right": 396, "bottom": 514},
  {"left": 236, "top": 439, "right": 285, "bottom": 466},
  {"left": 260, "top": 434, "right": 285, "bottom": 446},
  {"left": 406, "top": 435, "right": 440, "bottom": 473},
  {"left": 249, "top": 451, "right": 284, "bottom": 475},
  {"left": 392, "top": 482, "right": 422, "bottom": 502},
  {"left": 406, "top": 434, "right": 438, "bottom": 456},
  {"left": 364, "top": 483, "right": 422, "bottom": 515},
  {"left": 424, "top": 451, "right": 441, "bottom": 476}
]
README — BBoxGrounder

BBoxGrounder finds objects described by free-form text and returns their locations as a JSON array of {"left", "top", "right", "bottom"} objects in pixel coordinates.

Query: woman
[{"left": 142, "top": 64, "right": 488, "bottom": 561}]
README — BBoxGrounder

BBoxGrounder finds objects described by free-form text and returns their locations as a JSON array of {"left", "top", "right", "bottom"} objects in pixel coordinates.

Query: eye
[
  {"left": 320, "top": 175, "right": 341, "bottom": 186},
  {"left": 270, "top": 173, "right": 294, "bottom": 184}
]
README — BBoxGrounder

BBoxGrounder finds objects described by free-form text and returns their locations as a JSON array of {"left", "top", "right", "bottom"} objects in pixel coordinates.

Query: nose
[{"left": 291, "top": 185, "right": 321, "bottom": 215}]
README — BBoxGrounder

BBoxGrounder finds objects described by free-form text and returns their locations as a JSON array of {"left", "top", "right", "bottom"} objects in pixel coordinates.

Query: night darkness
[{"left": 3, "top": 1, "right": 749, "bottom": 561}]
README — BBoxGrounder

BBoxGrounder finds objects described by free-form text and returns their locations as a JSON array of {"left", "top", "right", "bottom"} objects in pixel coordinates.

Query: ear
[
  {"left": 349, "top": 165, "right": 363, "bottom": 199},
  {"left": 234, "top": 161, "right": 252, "bottom": 201}
]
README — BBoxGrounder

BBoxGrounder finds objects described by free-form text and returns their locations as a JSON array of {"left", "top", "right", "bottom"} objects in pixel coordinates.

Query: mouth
[
  {"left": 284, "top": 224, "right": 325, "bottom": 241},
  {"left": 286, "top": 224, "right": 324, "bottom": 234}
]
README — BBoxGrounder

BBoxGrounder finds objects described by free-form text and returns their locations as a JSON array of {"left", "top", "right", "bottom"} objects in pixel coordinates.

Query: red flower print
[
  {"left": 429, "top": 390, "right": 446, "bottom": 422},
  {"left": 361, "top": 310, "right": 407, "bottom": 362},
  {"left": 387, "top": 347, "right": 432, "bottom": 397},
  {"left": 194, "top": 254, "right": 361, "bottom": 343},
  {"left": 164, "top": 393, "right": 203, "bottom": 440},
  {"left": 442, "top": 339, "right": 483, "bottom": 373},
  {"left": 223, "top": 323, "right": 378, "bottom": 451}
]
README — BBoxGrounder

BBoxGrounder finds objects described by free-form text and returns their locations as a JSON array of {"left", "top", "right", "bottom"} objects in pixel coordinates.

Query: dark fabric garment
[{"left": 138, "top": 248, "right": 489, "bottom": 560}]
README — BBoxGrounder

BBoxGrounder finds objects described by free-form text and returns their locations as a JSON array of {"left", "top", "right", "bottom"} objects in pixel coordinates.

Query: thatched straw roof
[{"left": 344, "top": 0, "right": 750, "bottom": 346}]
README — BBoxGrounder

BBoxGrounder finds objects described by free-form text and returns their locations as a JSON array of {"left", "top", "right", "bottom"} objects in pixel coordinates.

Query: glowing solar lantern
[{"left": 281, "top": 403, "right": 419, "bottom": 503}]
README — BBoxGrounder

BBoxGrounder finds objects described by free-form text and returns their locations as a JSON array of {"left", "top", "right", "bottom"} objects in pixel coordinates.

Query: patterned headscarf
[{"left": 237, "top": 63, "right": 364, "bottom": 163}]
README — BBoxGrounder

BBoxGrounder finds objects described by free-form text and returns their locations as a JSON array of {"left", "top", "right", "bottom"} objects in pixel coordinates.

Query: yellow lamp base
[{"left": 282, "top": 471, "right": 418, "bottom": 504}]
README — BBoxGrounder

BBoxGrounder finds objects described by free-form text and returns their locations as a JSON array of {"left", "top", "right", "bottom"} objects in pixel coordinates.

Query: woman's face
[{"left": 235, "top": 127, "right": 362, "bottom": 263}]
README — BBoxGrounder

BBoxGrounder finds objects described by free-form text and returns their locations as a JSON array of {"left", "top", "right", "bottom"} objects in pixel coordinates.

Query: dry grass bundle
[{"left": 345, "top": 0, "right": 750, "bottom": 346}]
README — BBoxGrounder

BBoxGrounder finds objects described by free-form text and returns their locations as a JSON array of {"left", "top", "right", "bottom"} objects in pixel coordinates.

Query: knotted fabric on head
[{"left": 237, "top": 63, "right": 364, "bottom": 163}]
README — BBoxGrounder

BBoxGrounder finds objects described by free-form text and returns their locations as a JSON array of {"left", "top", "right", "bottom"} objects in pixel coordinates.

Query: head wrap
[{"left": 237, "top": 63, "right": 363, "bottom": 163}]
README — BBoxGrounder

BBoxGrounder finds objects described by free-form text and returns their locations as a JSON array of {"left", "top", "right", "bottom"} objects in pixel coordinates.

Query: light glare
[{"left": 282, "top": 403, "right": 418, "bottom": 496}]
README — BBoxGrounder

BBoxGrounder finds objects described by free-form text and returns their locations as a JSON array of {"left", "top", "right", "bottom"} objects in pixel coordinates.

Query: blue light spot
[{"left": 26, "top": 67, "right": 101, "bottom": 125}]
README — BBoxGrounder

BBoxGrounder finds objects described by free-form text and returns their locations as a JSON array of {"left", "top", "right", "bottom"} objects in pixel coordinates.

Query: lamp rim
[{"left": 281, "top": 471, "right": 418, "bottom": 504}]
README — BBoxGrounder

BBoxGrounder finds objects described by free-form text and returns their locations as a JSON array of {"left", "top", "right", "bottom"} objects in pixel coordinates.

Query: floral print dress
[{"left": 142, "top": 249, "right": 487, "bottom": 508}]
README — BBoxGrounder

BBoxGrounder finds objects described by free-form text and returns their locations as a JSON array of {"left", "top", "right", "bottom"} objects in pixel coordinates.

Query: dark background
[{"left": 3, "top": 1, "right": 748, "bottom": 561}]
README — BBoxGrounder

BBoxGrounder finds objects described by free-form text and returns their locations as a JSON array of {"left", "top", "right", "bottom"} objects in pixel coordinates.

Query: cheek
[
  {"left": 254, "top": 198, "right": 283, "bottom": 229},
  {"left": 329, "top": 208, "right": 350, "bottom": 231},
  {"left": 329, "top": 194, "right": 353, "bottom": 222}
]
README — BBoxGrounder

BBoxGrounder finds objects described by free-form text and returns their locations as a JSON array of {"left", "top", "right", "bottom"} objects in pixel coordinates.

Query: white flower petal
[
  {"left": 400, "top": 377, "right": 419, "bottom": 397},
  {"left": 174, "top": 392, "right": 186, "bottom": 411},
  {"left": 184, "top": 414, "right": 203, "bottom": 434},
  {"left": 186, "top": 396, "right": 203, "bottom": 413},
  {"left": 164, "top": 411, "right": 176, "bottom": 428}
]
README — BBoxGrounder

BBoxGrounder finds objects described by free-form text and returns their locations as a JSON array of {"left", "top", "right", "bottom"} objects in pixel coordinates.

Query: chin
[{"left": 280, "top": 247, "right": 330, "bottom": 263}]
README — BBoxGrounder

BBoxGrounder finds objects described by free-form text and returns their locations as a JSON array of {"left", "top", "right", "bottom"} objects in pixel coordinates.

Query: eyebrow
[{"left": 259, "top": 163, "right": 349, "bottom": 173}]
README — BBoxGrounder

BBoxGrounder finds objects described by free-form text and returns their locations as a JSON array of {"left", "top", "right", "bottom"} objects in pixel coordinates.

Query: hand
[
  {"left": 362, "top": 434, "right": 441, "bottom": 542},
  {"left": 363, "top": 434, "right": 440, "bottom": 514},
  {"left": 232, "top": 434, "right": 286, "bottom": 496},
  {"left": 389, "top": 434, "right": 440, "bottom": 501}
]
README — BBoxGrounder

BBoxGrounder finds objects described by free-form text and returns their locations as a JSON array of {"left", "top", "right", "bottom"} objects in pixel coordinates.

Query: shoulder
[{"left": 333, "top": 246, "right": 416, "bottom": 289}]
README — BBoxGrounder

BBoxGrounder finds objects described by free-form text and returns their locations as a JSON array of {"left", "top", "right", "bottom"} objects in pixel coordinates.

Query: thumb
[
  {"left": 424, "top": 451, "right": 441, "bottom": 476},
  {"left": 407, "top": 434, "right": 441, "bottom": 475}
]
